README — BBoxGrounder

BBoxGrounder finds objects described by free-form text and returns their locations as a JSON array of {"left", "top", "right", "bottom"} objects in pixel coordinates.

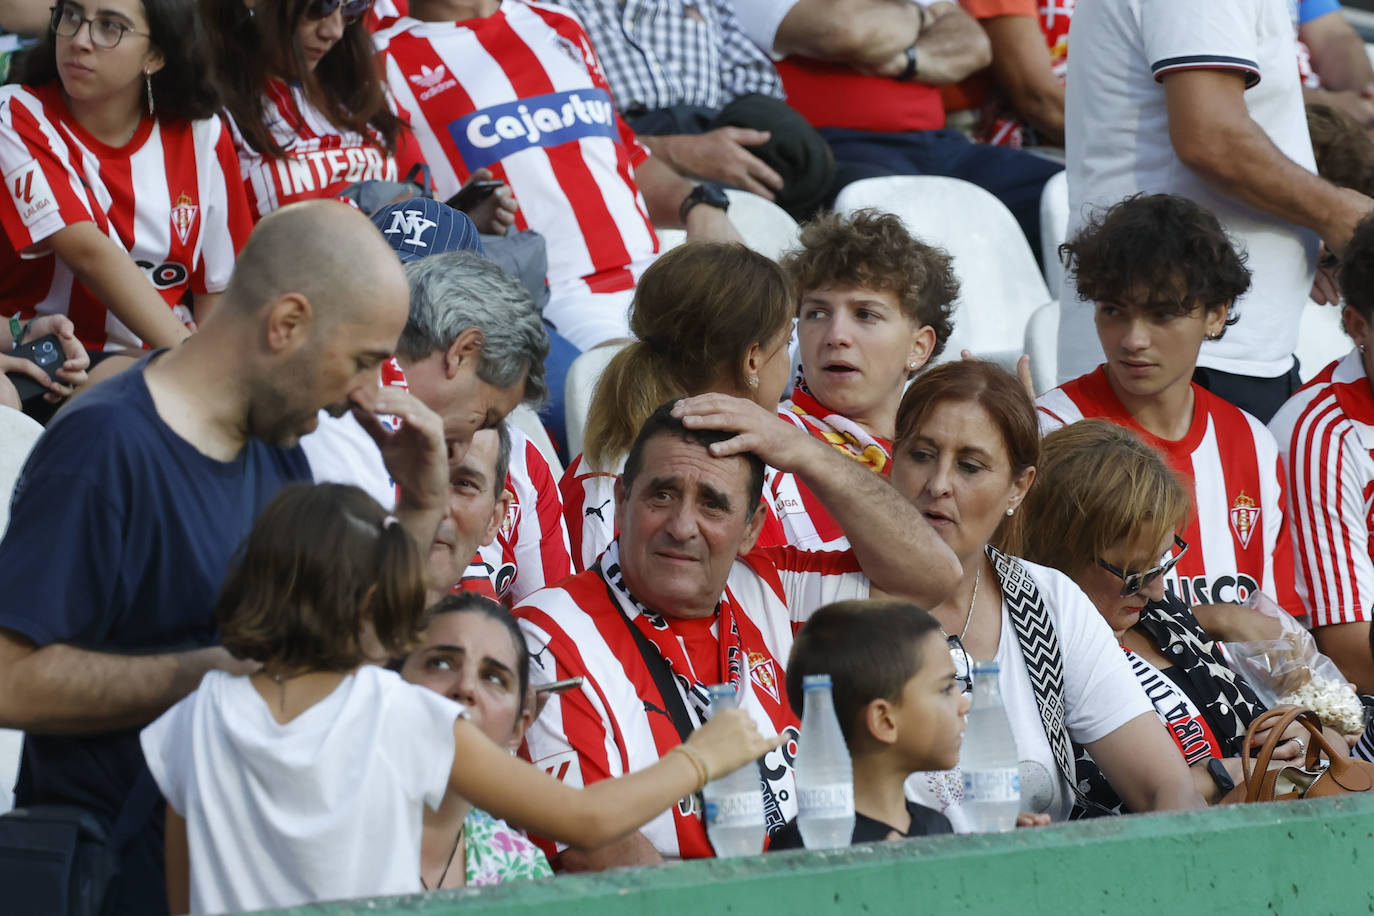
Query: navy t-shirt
[{"left": 0, "top": 356, "right": 310, "bottom": 886}]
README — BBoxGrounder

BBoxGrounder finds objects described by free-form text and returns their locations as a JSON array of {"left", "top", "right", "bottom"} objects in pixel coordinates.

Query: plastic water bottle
[
  {"left": 701, "top": 683, "right": 765, "bottom": 857},
  {"left": 794, "top": 674, "right": 855, "bottom": 849},
  {"left": 960, "top": 661, "right": 1022, "bottom": 832}
]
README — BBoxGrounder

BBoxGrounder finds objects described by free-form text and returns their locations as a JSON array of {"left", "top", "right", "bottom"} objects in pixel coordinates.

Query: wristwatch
[
  {"left": 679, "top": 183, "right": 730, "bottom": 224},
  {"left": 1206, "top": 758, "right": 1235, "bottom": 795},
  {"left": 898, "top": 44, "right": 918, "bottom": 82}
]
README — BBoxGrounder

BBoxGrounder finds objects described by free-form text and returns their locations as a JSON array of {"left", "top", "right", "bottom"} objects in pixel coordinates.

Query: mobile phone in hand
[
  {"left": 6, "top": 334, "right": 63, "bottom": 403},
  {"left": 446, "top": 180, "right": 504, "bottom": 213}
]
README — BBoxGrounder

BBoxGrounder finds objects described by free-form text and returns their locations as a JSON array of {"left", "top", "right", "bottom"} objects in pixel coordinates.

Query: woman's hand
[
  {"left": 685, "top": 708, "right": 782, "bottom": 782},
  {"left": 1015, "top": 812, "right": 1050, "bottom": 827},
  {"left": 0, "top": 314, "right": 90, "bottom": 404}
]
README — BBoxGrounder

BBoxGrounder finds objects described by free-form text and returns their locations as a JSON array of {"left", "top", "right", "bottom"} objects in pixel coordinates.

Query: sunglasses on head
[
  {"left": 1096, "top": 534, "right": 1189, "bottom": 599},
  {"left": 305, "top": 0, "right": 373, "bottom": 24}
]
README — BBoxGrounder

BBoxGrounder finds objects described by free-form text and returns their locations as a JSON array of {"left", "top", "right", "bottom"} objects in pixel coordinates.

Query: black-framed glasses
[
  {"left": 1096, "top": 534, "right": 1189, "bottom": 598},
  {"left": 947, "top": 634, "right": 973, "bottom": 696},
  {"left": 50, "top": 3, "right": 150, "bottom": 48},
  {"left": 305, "top": 0, "right": 374, "bottom": 24}
]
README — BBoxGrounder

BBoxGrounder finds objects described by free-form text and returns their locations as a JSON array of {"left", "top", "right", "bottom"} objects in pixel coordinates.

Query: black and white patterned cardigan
[{"left": 1071, "top": 594, "right": 1267, "bottom": 818}]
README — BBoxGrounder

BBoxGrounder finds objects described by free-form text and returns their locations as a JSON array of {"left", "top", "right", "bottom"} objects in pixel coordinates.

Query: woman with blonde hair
[
  {"left": 1022, "top": 419, "right": 1308, "bottom": 809},
  {"left": 560, "top": 241, "right": 795, "bottom": 568}
]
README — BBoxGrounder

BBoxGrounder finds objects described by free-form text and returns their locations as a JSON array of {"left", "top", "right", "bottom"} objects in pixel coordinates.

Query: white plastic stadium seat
[
  {"left": 1297, "top": 300, "right": 1352, "bottom": 383},
  {"left": 1024, "top": 301, "right": 1060, "bottom": 396},
  {"left": 1039, "top": 170, "right": 1069, "bottom": 301},
  {"left": 0, "top": 728, "right": 18, "bottom": 814},
  {"left": 506, "top": 404, "right": 564, "bottom": 479},
  {"left": 652, "top": 190, "right": 798, "bottom": 262},
  {"left": 722, "top": 189, "right": 800, "bottom": 261},
  {"left": 0, "top": 406, "right": 42, "bottom": 537},
  {"left": 564, "top": 343, "right": 626, "bottom": 460},
  {"left": 833, "top": 176, "right": 1053, "bottom": 374}
]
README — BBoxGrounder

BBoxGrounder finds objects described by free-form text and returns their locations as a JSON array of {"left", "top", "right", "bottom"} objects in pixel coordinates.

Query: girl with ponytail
[
  {"left": 562, "top": 242, "right": 796, "bottom": 568},
  {"left": 140, "top": 482, "right": 778, "bottom": 914}
]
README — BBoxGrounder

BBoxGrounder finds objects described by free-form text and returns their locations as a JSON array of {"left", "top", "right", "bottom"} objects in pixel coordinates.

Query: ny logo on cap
[{"left": 385, "top": 209, "right": 438, "bottom": 248}]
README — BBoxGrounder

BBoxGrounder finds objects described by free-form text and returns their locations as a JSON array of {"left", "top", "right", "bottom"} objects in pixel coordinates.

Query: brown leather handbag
[{"left": 1219, "top": 705, "right": 1374, "bottom": 804}]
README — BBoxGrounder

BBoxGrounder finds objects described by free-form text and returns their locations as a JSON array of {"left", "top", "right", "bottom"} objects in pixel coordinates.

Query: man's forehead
[{"left": 635, "top": 433, "right": 751, "bottom": 492}]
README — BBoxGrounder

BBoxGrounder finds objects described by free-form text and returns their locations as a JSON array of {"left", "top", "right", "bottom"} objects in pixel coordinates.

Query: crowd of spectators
[{"left": 5, "top": 0, "right": 1374, "bottom": 912}]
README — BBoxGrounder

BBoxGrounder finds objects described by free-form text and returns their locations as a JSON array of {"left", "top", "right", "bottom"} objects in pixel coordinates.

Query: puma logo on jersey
[
  {"left": 5, "top": 160, "right": 57, "bottom": 229},
  {"left": 407, "top": 63, "right": 457, "bottom": 101},
  {"left": 585, "top": 499, "right": 612, "bottom": 521}
]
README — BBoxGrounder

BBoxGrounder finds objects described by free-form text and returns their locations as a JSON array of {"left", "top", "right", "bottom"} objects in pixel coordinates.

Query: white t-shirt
[
  {"left": 1060, "top": 0, "right": 1320, "bottom": 382},
  {"left": 140, "top": 666, "right": 461, "bottom": 915},
  {"left": 905, "top": 561, "right": 1152, "bottom": 828}
]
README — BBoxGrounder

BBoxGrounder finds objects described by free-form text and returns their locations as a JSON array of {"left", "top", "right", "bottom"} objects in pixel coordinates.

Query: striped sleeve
[
  {"left": 559, "top": 454, "right": 619, "bottom": 571},
  {"left": 191, "top": 117, "right": 253, "bottom": 295},
  {"left": 1143, "top": 0, "right": 1261, "bottom": 88},
  {"left": 0, "top": 91, "right": 96, "bottom": 250},
  {"left": 501, "top": 431, "right": 574, "bottom": 603},
  {"left": 1286, "top": 398, "right": 1374, "bottom": 626},
  {"left": 1034, "top": 387, "right": 1083, "bottom": 436},
  {"left": 747, "top": 545, "right": 868, "bottom": 630}
]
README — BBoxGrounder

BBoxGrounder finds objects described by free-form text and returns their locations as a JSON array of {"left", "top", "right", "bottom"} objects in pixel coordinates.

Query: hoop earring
[{"left": 144, "top": 71, "right": 154, "bottom": 118}]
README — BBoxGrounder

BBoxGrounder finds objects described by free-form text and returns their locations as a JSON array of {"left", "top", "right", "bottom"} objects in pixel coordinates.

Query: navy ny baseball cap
[{"left": 371, "top": 198, "right": 484, "bottom": 263}]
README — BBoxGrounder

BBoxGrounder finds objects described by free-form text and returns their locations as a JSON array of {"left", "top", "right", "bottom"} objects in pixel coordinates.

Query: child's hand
[
  {"left": 686, "top": 708, "right": 782, "bottom": 782},
  {"left": 1015, "top": 813, "right": 1050, "bottom": 828}
]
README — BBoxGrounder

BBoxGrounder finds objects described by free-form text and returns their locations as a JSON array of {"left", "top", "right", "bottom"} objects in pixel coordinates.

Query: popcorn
[{"left": 1278, "top": 677, "right": 1366, "bottom": 735}]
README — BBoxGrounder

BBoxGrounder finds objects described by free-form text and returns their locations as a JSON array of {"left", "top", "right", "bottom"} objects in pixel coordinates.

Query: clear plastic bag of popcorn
[{"left": 1221, "top": 593, "right": 1367, "bottom": 735}]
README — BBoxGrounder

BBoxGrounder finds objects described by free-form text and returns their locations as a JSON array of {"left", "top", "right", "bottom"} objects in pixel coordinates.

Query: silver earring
[
  {"left": 747, "top": 375, "right": 759, "bottom": 389},
  {"left": 144, "top": 71, "right": 154, "bottom": 118},
  {"left": 907, "top": 361, "right": 918, "bottom": 371},
  {"left": 1006, "top": 506, "right": 1015, "bottom": 517}
]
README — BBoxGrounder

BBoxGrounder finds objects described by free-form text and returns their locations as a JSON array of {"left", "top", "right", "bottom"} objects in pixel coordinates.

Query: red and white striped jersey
[
  {"left": 472, "top": 426, "right": 574, "bottom": 604},
  {"left": 769, "top": 383, "right": 894, "bottom": 550},
  {"left": 515, "top": 540, "right": 867, "bottom": 859},
  {"left": 558, "top": 451, "right": 620, "bottom": 572},
  {"left": 366, "top": 0, "right": 406, "bottom": 32},
  {"left": 228, "top": 79, "right": 424, "bottom": 221},
  {"left": 0, "top": 83, "right": 250, "bottom": 352},
  {"left": 376, "top": 1, "right": 659, "bottom": 297},
  {"left": 1038, "top": 366, "right": 1299, "bottom": 612},
  {"left": 1269, "top": 349, "right": 1374, "bottom": 627}
]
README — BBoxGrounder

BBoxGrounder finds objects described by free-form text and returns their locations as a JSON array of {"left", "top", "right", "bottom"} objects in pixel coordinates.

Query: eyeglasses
[
  {"left": 946, "top": 634, "right": 973, "bottom": 696},
  {"left": 1096, "top": 534, "right": 1189, "bottom": 599},
  {"left": 305, "top": 0, "right": 374, "bottom": 24},
  {"left": 50, "top": 3, "right": 150, "bottom": 49}
]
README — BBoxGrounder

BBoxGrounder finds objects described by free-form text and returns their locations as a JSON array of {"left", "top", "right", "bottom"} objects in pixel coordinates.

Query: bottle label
[
  {"left": 705, "top": 791, "right": 764, "bottom": 826},
  {"left": 797, "top": 784, "right": 854, "bottom": 816},
  {"left": 962, "top": 768, "right": 1020, "bottom": 802}
]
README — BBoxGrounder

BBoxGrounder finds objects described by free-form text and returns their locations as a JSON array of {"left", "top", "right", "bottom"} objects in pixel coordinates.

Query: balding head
[
  {"left": 221, "top": 201, "right": 412, "bottom": 448},
  {"left": 223, "top": 200, "right": 409, "bottom": 330}
]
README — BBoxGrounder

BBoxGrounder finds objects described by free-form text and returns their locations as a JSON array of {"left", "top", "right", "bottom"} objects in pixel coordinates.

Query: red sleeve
[
  {"left": 527, "top": 442, "right": 575, "bottom": 589},
  {"left": 959, "top": 0, "right": 1038, "bottom": 18},
  {"left": 0, "top": 92, "right": 97, "bottom": 251},
  {"left": 615, "top": 112, "right": 650, "bottom": 168}
]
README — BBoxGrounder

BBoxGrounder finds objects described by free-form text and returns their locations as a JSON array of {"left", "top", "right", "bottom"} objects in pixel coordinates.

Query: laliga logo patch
[
  {"left": 170, "top": 191, "right": 198, "bottom": 246},
  {"left": 6, "top": 160, "right": 58, "bottom": 229},
  {"left": 749, "top": 651, "right": 779, "bottom": 703},
  {"left": 448, "top": 89, "right": 620, "bottom": 171},
  {"left": 1229, "top": 491, "right": 1260, "bottom": 549}
]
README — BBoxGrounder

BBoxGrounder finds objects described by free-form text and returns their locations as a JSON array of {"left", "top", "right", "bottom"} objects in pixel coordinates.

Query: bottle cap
[
  {"left": 802, "top": 674, "right": 832, "bottom": 689},
  {"left": 707, "top": 683, "right": 735, "bottom": 700},
  {"left": 971, "top": 661, "right": 999, "bottom": 675}
]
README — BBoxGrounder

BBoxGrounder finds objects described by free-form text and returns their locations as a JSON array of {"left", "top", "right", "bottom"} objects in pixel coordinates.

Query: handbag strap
[
  {"left": 1239, "top": 705, "right": 1325, "bottom": 802},
  {"left": 989, "top": 547, "right": 1075, "bottom": 792},
  {"left": 595, "top": 562, "right": 697, "bottom": 743}
]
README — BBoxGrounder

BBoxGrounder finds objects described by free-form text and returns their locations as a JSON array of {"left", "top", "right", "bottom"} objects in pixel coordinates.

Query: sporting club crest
[{"left": 1229, "top": 491, "right": 1260, "bottom": 550}]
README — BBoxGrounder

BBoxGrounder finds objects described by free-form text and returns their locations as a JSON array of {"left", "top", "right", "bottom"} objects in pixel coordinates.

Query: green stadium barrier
[{"left": 259, "top": 795, "right": 1374, "bottom": 915}]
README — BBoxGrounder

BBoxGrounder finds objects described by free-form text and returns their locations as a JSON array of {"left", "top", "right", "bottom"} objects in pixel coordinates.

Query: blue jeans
[
  {"left": 821, "top": 127, "right": 1063, "bottom": 263},
  {"left": 537, "top": 321, "right": 578, "bottom": 462}
]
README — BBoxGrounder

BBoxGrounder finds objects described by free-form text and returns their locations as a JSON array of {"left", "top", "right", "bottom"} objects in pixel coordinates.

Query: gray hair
[{"left": 398, "top": 252, "right": 550, "bottom": 405}]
